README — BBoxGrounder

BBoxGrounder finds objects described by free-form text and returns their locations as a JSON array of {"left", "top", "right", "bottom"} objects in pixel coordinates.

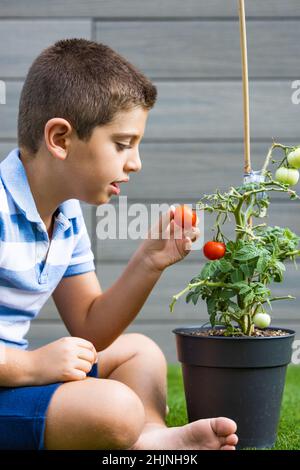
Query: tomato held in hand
[
  {"left": 275, "top": 167, "right": 299, "bottom": 186},
  {"left": 203, "top": 241, "right": 226, "bottom": 260},
  {"left": 174, "top": 205, "right": 197, "bottom": 229}
]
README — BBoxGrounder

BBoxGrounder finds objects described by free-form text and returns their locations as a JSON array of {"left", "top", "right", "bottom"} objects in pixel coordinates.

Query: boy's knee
[
  {"left": 92, "top": 380, "right": 145, "bottom": 449},
  {"left": 128, "top": 333, "right": 167, "bottom": 368}
]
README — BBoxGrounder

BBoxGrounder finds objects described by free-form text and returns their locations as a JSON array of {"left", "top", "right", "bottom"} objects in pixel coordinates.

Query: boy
[{"left": 0, "top": 39, "right": 238, "bottom": 450}]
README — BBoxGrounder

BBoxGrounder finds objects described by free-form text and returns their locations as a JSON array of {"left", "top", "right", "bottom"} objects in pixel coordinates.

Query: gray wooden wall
[{"left": 1, "top": 0, "right": 300, "bottom": 363}]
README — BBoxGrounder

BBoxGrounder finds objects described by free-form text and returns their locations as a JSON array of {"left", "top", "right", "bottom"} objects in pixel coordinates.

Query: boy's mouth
[
  {"left": 110, "top": 178, "right": 129, "bottom": 187},
  {"left": 109, "top": 182, "right": 120, "bottom": 195},
  {"left": 109, "top": 179, "right": 129, "bottom": 195}
]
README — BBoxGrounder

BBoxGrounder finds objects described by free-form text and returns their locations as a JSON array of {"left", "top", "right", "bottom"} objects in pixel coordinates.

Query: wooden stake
[{"left": 239, "top": 0, "right": 251, "bottom": 175}]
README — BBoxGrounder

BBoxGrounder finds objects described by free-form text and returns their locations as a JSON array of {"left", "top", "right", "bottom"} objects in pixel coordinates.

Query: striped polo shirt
[{"left": 0, "top": 148, "right": 95, "bottom": 349}]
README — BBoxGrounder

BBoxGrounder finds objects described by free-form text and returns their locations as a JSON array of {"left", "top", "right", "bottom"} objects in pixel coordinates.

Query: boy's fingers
[
  {"left": 184, "top": 226, "right": 200, "bottom": 241},
  {"left": 77, "top": 348, "right": 97, "bottom": 364},
  {"left": 76, "top": 339, "right": 98, "bottom": 362},
  {"left": 149, "top": 205, "right": 175, "bottom": 238},
  {"left": 174, "top": 225, "right": 200, "bottom": 242},
  {"left": 158, "top": 205, "right": 175, "bottom": 234},
  {"left": 184, "top": 237, "right": 193, "bottom": 251}
]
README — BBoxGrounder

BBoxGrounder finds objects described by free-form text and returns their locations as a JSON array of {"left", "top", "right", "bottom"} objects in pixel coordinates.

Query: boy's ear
[{"left": 44, "top": 118, "right": 73, "bottom": 161}]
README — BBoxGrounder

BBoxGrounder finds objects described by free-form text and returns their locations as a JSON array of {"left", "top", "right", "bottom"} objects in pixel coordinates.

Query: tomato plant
[
  {"left": 170, "top": 142, "right": 300, "bottom": 336},
  {"left": 203, "top": 241, "right": 226, "bottom": 260},
  {"left": 174, "top": 204, "right": 197, "bottom": 229}
]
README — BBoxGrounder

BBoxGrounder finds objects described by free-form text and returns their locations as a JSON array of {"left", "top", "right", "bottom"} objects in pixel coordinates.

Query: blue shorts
[{"left": 0, "top": 362, "right": 99, "bottom": 450}]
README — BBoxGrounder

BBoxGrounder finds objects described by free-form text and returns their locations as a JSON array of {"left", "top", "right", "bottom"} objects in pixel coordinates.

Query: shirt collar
[{"left": 0, "top": 148, "right": 82, "bottom": 224}]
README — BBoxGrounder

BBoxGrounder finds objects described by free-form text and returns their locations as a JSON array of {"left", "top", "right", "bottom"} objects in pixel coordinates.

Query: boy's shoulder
[
  {"left": 0, "top": 148, "right": 85, "bottom": 228},
  {"left": 0, "top": 170, "right": 8, "bottom": 212}
]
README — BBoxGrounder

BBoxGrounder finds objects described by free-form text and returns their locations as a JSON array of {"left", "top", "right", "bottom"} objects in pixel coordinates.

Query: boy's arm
[
  {"left": 0, "top": 346, "right": 36, "bottom": 387},
  {"left": 52, "top": 249, "right": 162, "bottom": 352},
  {"left": 53, "top": 207, "right": 200, "bottom": 351}
]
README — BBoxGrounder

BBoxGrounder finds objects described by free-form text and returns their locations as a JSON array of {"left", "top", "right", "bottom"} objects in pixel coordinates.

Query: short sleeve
[{"left": 62, "top": 210, "right": 95, "bottom": 278}]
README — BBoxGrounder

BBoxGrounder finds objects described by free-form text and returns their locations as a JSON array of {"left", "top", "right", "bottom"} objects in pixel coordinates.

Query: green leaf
[
  {"left": 239, "top": 286, "right": 251, "bottom": 295},
  {"left": 227, "top": 300, "right": 241, "bottom": 313},
  {"left": 257, "top": 256, "right": 270, "bottom": 274},
  {"left": 219, "top": 289, "right": 236, "bottom": 299},
  {"left": 218, "top": 259, "right": 234, "bottom": 273},
  {"left": 240, "top": 262, "right": 257, "bottom": 277},
  {"left": 275, "top": 260, "right": 286, "bottom": 272},
  {"left": 200, "top": 260, "right": 220, "bottom": 280},
  {"left": 207, "top": 297, "right": 217, "bottom": 325},
  {"left": 244, "top": 291, "right": 255, "bottom": 305},
  {"left": 233, "top": 281, "right": 250, "bottom": 290},
  {"left": 186, "top": 291, "right": 194, "bottom": 304},
  {"left": 230, "top": 269, "right": 244, "bottom": 283},
  {"left": 191, "top": 291, "right": 202, "bottom": 305},
  {"left": 233, "top": 244, "right": 261, "bottom": 261}
]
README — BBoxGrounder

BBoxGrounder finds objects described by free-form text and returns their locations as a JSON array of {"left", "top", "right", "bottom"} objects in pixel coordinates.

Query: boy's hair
[{"left": 18, "top": 38, "right": 157, "bottom": 154}]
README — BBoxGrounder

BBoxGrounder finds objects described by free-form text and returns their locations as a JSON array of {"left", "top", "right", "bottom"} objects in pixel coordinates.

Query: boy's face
[{"left": 67, "top": 106, "right": 149, "bottom": 205}]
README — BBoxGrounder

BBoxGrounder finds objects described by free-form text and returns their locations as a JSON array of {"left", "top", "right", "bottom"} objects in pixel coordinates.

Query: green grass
[{"left": 166, "top": 364, "right": 300, "bottom": 450}]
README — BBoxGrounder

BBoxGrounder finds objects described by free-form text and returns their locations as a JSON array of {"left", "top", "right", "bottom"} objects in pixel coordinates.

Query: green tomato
[
  {"left": 275, "top": 167, "right": 299, "bottom": 186},
  {"left": 253, "top": 313, "right": 271, "bottom": 329},
  {"left": 287, "top": 148, "right": 300, "bottom": 169}
]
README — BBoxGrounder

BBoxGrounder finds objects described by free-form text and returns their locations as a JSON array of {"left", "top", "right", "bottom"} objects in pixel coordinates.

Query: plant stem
[
  {"left": 234, "top": 198, "right": 245, "bottom": 241},
  {"left": 286, "top": 250, "right": 300, "bottom": 258},
  {"left": 170, "top": 279, "right": 238, "bottom": 312},
  {"left": 262, "top": 295, "right": 296, "bottom": 304},
  {"left": 261, "top": 142, "right": 291, "bottom": 175}
]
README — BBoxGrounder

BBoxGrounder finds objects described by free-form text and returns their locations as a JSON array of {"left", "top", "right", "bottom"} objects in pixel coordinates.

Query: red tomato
[
  {"left": 203, "top": 241, "right": 226, "bottom": 260},
  {"left": 174, "top": 205, "right": 197, "bottom": 229}
]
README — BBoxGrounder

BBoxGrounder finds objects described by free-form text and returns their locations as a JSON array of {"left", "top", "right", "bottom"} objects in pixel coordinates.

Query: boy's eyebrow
[{"left": 111, "top": 133, "right": 142, "bottom": 139}]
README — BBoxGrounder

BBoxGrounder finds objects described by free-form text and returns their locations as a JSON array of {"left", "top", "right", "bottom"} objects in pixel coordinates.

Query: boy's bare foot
[{"left": 129, "top": 417, "right": 238, "bottom": 450}]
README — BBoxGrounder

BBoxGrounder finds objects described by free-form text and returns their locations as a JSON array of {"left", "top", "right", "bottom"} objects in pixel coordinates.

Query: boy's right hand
[{"left": 28, "top": 337, "right": 98, "bottom": 385}]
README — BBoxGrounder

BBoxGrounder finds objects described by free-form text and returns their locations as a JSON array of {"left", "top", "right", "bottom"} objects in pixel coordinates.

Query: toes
[
  {"left": 225, "top": 434, "right": 239, "bottom": 446},
  {"left": 210, "top": 417, "right": 237, "bottom": 437},
  {"left": 220, "top": 445, "right": 236, "bottom": 451},
  {"left": 219, "top": 433, "right": 238, "bottom": 447}
]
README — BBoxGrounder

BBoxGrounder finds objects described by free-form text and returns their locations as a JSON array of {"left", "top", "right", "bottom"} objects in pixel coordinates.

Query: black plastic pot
[{"left": 173, "top": 326, "right": 295, "bottom": 449}]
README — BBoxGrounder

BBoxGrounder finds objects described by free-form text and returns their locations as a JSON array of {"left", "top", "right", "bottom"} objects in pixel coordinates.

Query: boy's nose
[{"left": 125, "top": 150, "right": 142, "bottom": 173}]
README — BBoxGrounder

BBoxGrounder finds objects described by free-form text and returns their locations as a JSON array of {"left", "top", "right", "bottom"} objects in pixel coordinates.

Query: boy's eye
[{"left": 116, "top": 143, "right": 132, "bottom": 151}]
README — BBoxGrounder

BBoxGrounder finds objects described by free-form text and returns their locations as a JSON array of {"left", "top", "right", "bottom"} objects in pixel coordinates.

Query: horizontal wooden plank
[
  {"left": 0, "top": 21, "right": 91, "bottom": 78},
  {"left": 2, "top": 142, "right": 297, "bottom": 200},
  {"left": 1, "top": 1, "right": 300, "bottom": 18},
  {"left": 0, "top": 142, "right": 17, "bottom": 160},
  {"left": 2, "top": 81, "right": 299, "bottom": 140},
  {"left": 38, "top": 258, "right": 300, "bottom": 325},
  {"left": 24, "top": 321, "right": 199, "bottom": 363},
  {"left": 96, "top": 20, "right": 300, "bottom": 78},
  {"left": 27, "top": 320, "right": 300, "bottom": 364},
  {"left": 92, "top": 200, "right": 300, "bottom": 262},
  {"left": 2, "top": 142, "right": 299, "bottom": 260},
  {"left": 147, "top": 81, "right": 300, "bottom": 140},
  {"left": 96, "top": 262, "right": 300, "bottom": 324},
  {"left": 113, "top": 142, "right": 293, "bottom": 200}
]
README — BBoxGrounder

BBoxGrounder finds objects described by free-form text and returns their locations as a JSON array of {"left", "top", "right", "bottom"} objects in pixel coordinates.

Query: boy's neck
[{"left": 19, "top": 147, "right": 69, "bottom": 232}]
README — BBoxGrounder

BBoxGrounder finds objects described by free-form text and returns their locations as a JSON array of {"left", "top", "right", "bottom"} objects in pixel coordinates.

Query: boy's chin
[{"left": 95, "top": 192, "right": 112, "bottom": 205}]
